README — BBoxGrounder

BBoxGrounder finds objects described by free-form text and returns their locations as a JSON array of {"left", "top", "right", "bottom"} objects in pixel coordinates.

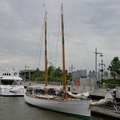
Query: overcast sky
[{"left": 0, "top": 0, "right": 120, "bottom": 73}]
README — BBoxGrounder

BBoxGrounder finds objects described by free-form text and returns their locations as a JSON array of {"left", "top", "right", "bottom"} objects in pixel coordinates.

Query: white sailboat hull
[{"left": 24, "top": 94, "right": 91, "bottom": 118}]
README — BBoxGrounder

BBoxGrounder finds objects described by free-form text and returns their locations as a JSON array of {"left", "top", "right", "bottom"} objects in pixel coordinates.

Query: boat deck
[{"left": 26, "top": 93, "right": 90, "bottom": 101}]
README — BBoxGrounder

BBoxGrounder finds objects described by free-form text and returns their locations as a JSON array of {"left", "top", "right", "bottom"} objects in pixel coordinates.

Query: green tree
[
  {"left": 66, "top": 72, "right": 72, "bottom": 80},
  {"left": 32, "top": 68, "right": 45, "bottom": 81},
  {"left": 55, "top": 67, "right": 62, "bottom": 77},
  {"left": 108, "top": 57, "right": 120, "bottom": 79},
  {"left": 48, "top": 66, "right": 55, "bottom": 76},
  {"left": 48, "top": 65, "right": 55, "bottom": 81},
  {"left": 34, "top": 68, "right": 40, "bottom": 77},
  {"left": 31, "top": 66, "right": 72, "bottom": 82}
]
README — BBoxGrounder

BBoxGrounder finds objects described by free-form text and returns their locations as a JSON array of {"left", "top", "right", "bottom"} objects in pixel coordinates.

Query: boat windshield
[
  {"left": 1, "top": 80, "right": 14, "bottom": 85},
  {"left": 1, "top": 80, "right": 20, "bottom": 85}
]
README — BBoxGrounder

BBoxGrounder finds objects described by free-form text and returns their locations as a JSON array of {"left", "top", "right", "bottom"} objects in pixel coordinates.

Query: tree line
[
  {"left": 30, "top": 56, "right": 120, "bottom": 82},
  {"left": 30, "top": 66, "right": 72, "bottom": 82}
]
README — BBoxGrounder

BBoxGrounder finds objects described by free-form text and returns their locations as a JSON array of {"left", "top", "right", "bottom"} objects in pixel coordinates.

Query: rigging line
[
  {"left": 47, "top": 24, "right": 54, "bottom": 63},
  {"left": 38, "top": 6, "right": 48, "bottom": 70},
  {"left": 66, "top": 16, "right": 95, "bottom": 67},
  {"left": 62, "top": 20, "right": 78, "bottom": 71},
  {"left": 65, "top": 15, "right": 77, "bottom": 69},
  {"left": 65, "top": 16, "right": 90, "bottom": 71},
  {"left": 66, "top": 15, "right": 94, "bottom": 71},
  {"left": 33, "top": 19, "right": 44, "bottom": 69},
  {"left": 54, "top": 11, "right": 77, "bottom": 70},
  {"left": 73, "top": 30, "right": 90, "bottom": 70},
  {"left": 38, "top": 24, "right": 44, "bottom": 69},
  {"left": 48, "top": 12, "right": 61, "bottom": 81},
  {"left": 34, "top": 14, "right": 46, "bottom": 70},
  {"left": 51, "top": 14, "right": 61, "bottom": 81},
  {"left": 48, "top": 13, "right": 61, "bottom": 65},
  {"left": 65, "top": 34, "right": 77, "bottom": 70},
  {"left": 68, "top": 25, "right": 79, "bottom": 69},
  {"left": 53, "top": 13, "right": 61, "bottom": 65},
  {"left": 64, "top": 18, "right": 81, "bottom": 67},
  {"left": 68, "top": 25, "right": 90, "bottom": 70},
  {"left": 33, "top": 4, "right": 47, "bottom": 70},
  {"left": 41, "top": 8, "right": 60, "bottom": 82}
]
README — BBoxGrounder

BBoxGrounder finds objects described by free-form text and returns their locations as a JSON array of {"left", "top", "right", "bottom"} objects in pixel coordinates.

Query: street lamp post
[
  {"left": 69, "top": 65, "right": 75, "bottom": 73},
  {"left": 69, "top": 65, "right": 75, "bottom": 81},
  {"left": 94, "top": 48, "right": 103, "bottom": 89},
  {"left": 25, "top": 65, "right": 29, "bottom": 70}
]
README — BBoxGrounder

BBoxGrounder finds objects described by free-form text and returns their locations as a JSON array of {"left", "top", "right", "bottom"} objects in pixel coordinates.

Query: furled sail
[
  {"left": 68, "top": 91, "right": 89, "bottom": 99},
  {"left": 91, "top": 92, "right": 114, "bottom": 105}
]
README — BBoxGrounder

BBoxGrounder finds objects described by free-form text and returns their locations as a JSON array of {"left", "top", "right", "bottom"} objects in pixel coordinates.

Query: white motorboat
[
  {"left": 24, "top": 4, "right": 91, "bottom": 119},
  {"left": 0, "top": 69, "right": 25, "bottom": 96}
]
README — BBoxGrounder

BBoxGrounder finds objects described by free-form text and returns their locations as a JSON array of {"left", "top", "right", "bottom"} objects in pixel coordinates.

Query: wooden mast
[
  {"left": 61, "top": 4, "right": 67, "bottom": 99},
  {"left": 44, "top": 11, "right": 48, "bottom": 91}
]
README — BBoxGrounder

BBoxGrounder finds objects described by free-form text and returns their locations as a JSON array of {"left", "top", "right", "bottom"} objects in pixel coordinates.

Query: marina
[
  {"left": 0, "top": 78, "right": 120, "bottom": 119},
  {"left": 0, "top": 1, "right": 120, "bottom": 120}
]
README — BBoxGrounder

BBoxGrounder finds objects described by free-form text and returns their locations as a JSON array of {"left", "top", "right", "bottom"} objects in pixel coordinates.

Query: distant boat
[
  {"left": 0, "top": 68, "right": 24, "bottom": 96},
  {"left": 24, "top": 4, "right": 91, "bottom": 119}
]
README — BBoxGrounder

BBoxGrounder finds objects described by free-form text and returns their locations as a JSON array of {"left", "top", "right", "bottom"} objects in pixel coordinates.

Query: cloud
[{"left": 0, "top": 0, "right": 120, "bottom": 74}]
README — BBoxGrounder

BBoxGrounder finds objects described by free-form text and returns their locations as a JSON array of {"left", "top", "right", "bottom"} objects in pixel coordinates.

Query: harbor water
[{"left": 0, "top": 97, "right": 117, "bottom": 120}]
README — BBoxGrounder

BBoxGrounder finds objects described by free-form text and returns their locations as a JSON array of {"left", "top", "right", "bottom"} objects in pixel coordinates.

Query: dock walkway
[{"left": 91, "top": 106, "right": 120, "bottom": 119}]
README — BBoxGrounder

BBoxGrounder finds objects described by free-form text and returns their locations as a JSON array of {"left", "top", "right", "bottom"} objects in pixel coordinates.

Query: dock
[{"left": 91, "top": 105, "right": 120, "bottom": 119}]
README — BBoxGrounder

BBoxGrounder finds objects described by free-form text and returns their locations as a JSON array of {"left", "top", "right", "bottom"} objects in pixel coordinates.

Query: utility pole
[
  {"left": 99, "top": 60, "right": 105, "bottom": 80},
  {"left": 69, "top": 65, "right": 75, "bottom": 81},
  {"left": 94, "top": 48, "right": 103, "bottom": 89}
]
